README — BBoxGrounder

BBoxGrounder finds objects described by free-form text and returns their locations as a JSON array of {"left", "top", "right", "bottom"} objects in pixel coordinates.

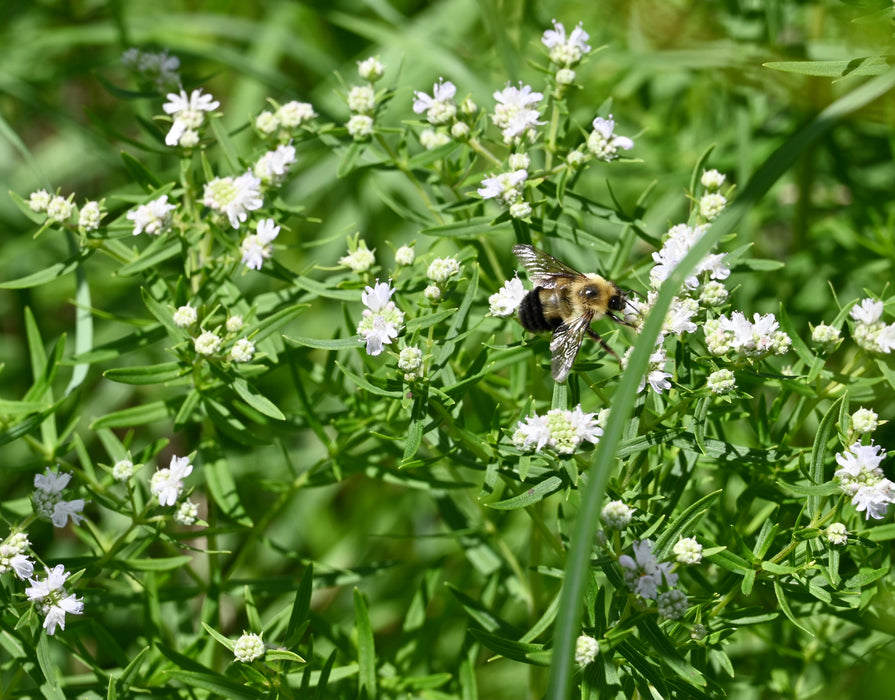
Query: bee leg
[
  {"left": 586, "top": 328, "right": 622, "bottom": 367},
  {"left": 606, "top": 312, "right": 636, "bottom": 328}
]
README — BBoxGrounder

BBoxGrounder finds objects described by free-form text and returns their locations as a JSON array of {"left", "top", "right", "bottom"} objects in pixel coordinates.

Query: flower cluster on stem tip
[
  {"left": 234, "top": 632, "right": 265, "bottom": 662},
  {"left": 834, "top": 442, "right": 894, "bottom": 520},
  {"left": 357, "top": 280, "right": 405, "bottom": 356},
  {"left": 619, "top": 540, "right": 686, "bottom": 618},
  {"left": 25, "top": 565, "right": 84, "bottom": 635},
  {"left": 122, "top": 47, "right": 181, "bottom": 92},
  {"left": 346, "top": 57, "right": 385, "bottom": 140},
  {"left": 255, "top": 99, "right": 317, "bottom": 142},
  {"left": 512, "top": 405, "right": 602, "bottom": 455},
  {"left": 32, "top": 468, "right": 85, "bottom": 528},
  {"left": 850, "top": 298, "right": 895, "bottom": 354},
  {"left": 0, "top": 532, "right": 33, "bottom": 580},
  {"left": 150, "top": 455, "right": 194, "bottom": 507},
  {"left": 162, "top": 88, "right": 220, "bottom": 148}
]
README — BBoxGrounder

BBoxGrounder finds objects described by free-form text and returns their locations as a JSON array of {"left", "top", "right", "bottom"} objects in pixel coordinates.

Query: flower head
[
  {"left": 234, "top": 632, "right": 265, "bottom": 663},
  {"left": 33, "top": 468, "right": 85, "bottom": 528},
  {"left": 150, "top": 455, "right": 193, "bottom": 507},
  {"left": 542, "top": 20, "right": 591, "bottom": 66},
  {"left": 489, "top": 277, "right": 527, "bottom": 317},
  {"left": 240, "top": 218, "right": 280, "bottom": 270},
  {"left": 601, "top": 500, "right": 635, "bottom": 530},
  {"left": 587, "top": 115, "right": 634, "bottom": 161},
  {"left": 834, "top": 441, "right": 894, "bottom": 520},
  {"left": 202, "top": 172, "right": 263, "bottom": 229},
  {"left": 173, "top": 303, "right": 198, "bottom": 328},
  {"left": 253, "top": 144, "right": 296, "bottom": 185},
  {"left": 413, "top": 78, "right": 457, "bottom": 124},
  {"left": 25, "top": 564, "right": 84, "bottom": 635},
  {"left": 427, "top": 257, "right": 461, "bottom": 284},
  {"left": 127, "top": 195, "right": 176, "bottom": 236},
  {"left": 512, "top": 406, "right": 601, "bottom": 455},
  {"left": 673, "top": 537, "right": 703, "bottom": 564},
  {"left": 618, "top": 539, "right": 677, "bottom": 600},
  {"left": 492, "top": 83, "right": 544, "bottom": 144},
  {"left": 357, "top": 281, "right": 404, "bottom": 356},
  {"left": 574, "top": 634, "right": 600, "bottom": 667},
  {"left": 162, "top": 88, "right": 219, "bottom": 147},
  {"left": 340, "top": 239, "right": 376, "bottom": 273}
]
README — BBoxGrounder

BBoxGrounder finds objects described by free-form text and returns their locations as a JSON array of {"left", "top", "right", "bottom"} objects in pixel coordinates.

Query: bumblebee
[{"left": 513, "top": 243, "right": 631, "bottom": 382}]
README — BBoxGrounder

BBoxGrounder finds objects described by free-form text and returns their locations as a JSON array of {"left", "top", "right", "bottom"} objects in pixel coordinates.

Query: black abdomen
[{"left": 518, "top": 288, "right": 562, "bottom": 332}]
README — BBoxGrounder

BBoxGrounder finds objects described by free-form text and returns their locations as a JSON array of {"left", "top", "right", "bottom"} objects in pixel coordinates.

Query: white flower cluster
[
  {"left": 673, "top": 537, "right": 703, "bottom": 565},
  {"left": 706, "top": 368, "right": 736, "bottom": 395},
  {"left": 850, "top": 298, "right": 895, "bottom": 354},
  {"left": 697, "top": 169, "right": 729, "bottom": 222},
  {"left": 398, "top": 346, "right": 424, "bottom": 382},
  {"left": 25, "top": 564, "right": 84, "bottom": 635},
  {"left": 162, "top": 88, "right": 220, "bottom": 148},
  {"left": 253, "top": 143, "right": 297, "bottom": 186},
  {"left": 810, "top": 322, "right": 842, "bottom": 353},
  {"left": 234, "top": 632, "right": 265, "bottom": 663},
  {"left": 834, "top": 442, "right": 894, "bottom": 520},
  {"left": 201, "top": 171, "right": 264, "bottom": 229},
  {"left": 174, "top": 304, "right": 255, "bottom": 364},
  {"left": 254, "top": 100, "right": 317, "bottom": 140},
  {"left": 28, "top": 189, "right": 106, "bottom": 233},
  {"left": 0, "top": 532, "right": 33, "bottom": 580},
  {"left": 574, "top": 634, "right": 600, "bottom": 667},
  {"left": 346, "top": 57, "right": 385, "bottom": 140},
  {"left": 851, "top": 407, "right": 879, "bottom": 435},
  {"left": 478, "top": 154, "right": 533, "bottom": 218},
  {"left": 32, "top": 468, "right": 85, "bottom": 528},
  {"left": 491, "top": 83, "right": 544, "bottom": 145},
  {"left": 339, "top": 238, "right": 376, "bottom": 273},
  {"left": 488, "top": 277, "right": 527, "bottom": 317},
  {"left": 413, "top": 78, "right": 458, "bottom": 125},
  {"left": 122, "top": 47, "right": 181, "bottom": 92},
  {"left": 601, "top": 500, "right": 635, "bottom": 530},
  {"left": 704, "top": 311, "right": 791, "bottom": 359},
  {"left": 623, "top": 346, "right": 673, "bottom": 394},
  {"left": 425, "top": 256, "right": 462, "bottom": 302},
  {"left": 512, "top": 405, "right": 602, "bottom": 455},
  {"left": 586, "top": 115, "right": 634, "bottom": 162},
  {"left": 649, "top": 223, "right": 729, "bottom": 291},
  {"left": 825, "top": 522, "right": 849, "bottom": 546},
  {"left": 542, "top": 20, "right": 591, "bottom": 69},
  {"left": 357, "top": 281, "right": 405, "bottom": 356},
  {"left": 240, "top": 218, "right": 280, "bottom": 270},
  {"left": 127, "top": 194, "right": 176, "bottom": 236},
  {"left": 150, "top": 455, "right": 194, "bottom": 507}
]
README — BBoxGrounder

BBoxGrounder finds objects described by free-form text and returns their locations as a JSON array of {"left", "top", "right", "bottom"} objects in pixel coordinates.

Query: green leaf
[
  {"left": 486, "top": 476, "right": 563, "bottom": 510},
  {"left": 90, "top": 400, "right": 170, "bottom": 429},
  {"left": 285, "top": 564, "right": 314, "bottom": 649},
  {"left": 774, "top": 580, "right": 814, "bottom": 637},
  {"left": 230, "top": 376, "right": 285, "bottom": 420},
  {"left": 468, "top": 628, "right": 547, "bottom": 665},
  {"left": 285, "top": 335, "right": 358, "bottom": 350},
  {"left": 167, "top": 671, "right": 264, "bottom": 700},
  {"left": 117, "top": 555, "right": 193, "bottom": 571},
  {"left": 104, "top": 362, "right": 189, "bottom": 385},
  {"left": 844, "top": 566, "right": 889, "bottom": 588},
  {"left": 654, "top": 489, "right": 721, "bottom": 559},
  {"left": 354, "top": 588, "right": 377, "bottom": 700},
  {"left": 808, "top": 396, "right": 844, "bottom": 518},
  {"left": 0, "top": 253, "right": 85, "bottom": 289},
  {"left": 763, "top": 56, "right": 889, "bottom": 78},
  {"left": 117, "top": 235, "right": 183, "bottom": 276}
]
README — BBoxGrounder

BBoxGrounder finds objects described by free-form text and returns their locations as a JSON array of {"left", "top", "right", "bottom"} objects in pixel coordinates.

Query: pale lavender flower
[
  {"left": 618, "top": 539, "right": 677, "bottom": 600},
  {"left": 253, "top": 144, "right": 296, "bottom": 185},
  {"left": 834, "top": 441, "right": 894, "bottom": 520},
  {"left": 357, "top": 280, "right": 404, "bottom": 356},
  {"left": 478, "top": 169, "right": 528, "bottom": 205},
  {"left": 32, "top": 468, "right": 85, "bottom": 528}
]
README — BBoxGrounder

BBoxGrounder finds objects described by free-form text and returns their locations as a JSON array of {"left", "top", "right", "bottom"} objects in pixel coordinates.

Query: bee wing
[
  {"left": 512, "top": 244, "right": 584, "bottom": 288},
  {"left": 549, "top": 312, "right": 593, "bottom": 383}
]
